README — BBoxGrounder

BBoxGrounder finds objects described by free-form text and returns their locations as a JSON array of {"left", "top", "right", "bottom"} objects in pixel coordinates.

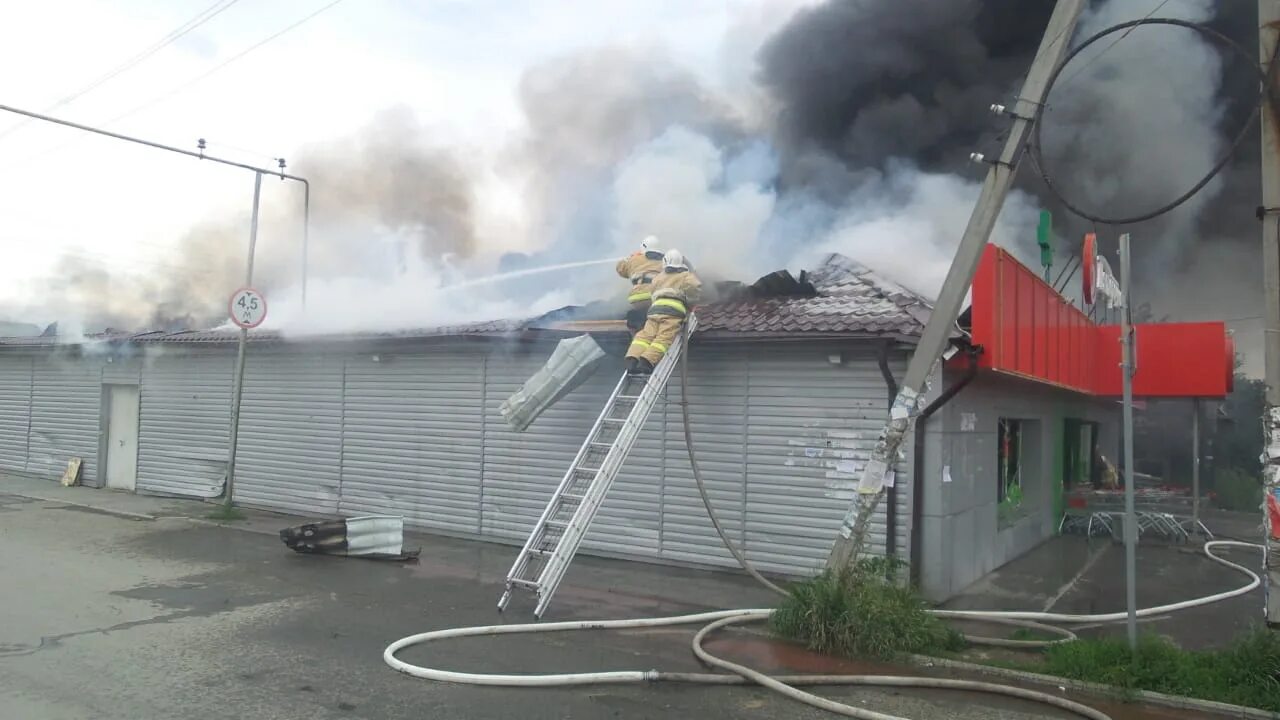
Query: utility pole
[
  {"left": 223, "top": 172, "right": 265, "bottom": 511},
  {"left": 825, "top": 0, "right": 1086, "bottom": 569},
  {"left": 1119, "top": 233, "right": 1138, "bottom": 649},
  {"left": 1258, "top": 0, "right": 1280, "bottom": 628}
]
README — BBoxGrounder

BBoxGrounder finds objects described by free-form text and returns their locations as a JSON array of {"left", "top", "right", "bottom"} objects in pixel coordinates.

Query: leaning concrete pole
[
  {"left": 826, "top": 0, "right": 1086, "bottom": 570},
  {"left": 1258, "top": 0, "right": 1280, "bottom": 627}
]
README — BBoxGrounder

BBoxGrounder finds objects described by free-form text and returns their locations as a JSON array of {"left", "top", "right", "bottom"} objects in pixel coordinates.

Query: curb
[{"left": 910, "top": 654, "right": 1280, "bottom": 720}]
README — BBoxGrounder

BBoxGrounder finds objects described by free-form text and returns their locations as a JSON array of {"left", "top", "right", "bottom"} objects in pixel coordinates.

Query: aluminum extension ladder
[{"left": 498, "top": 314, "right": 697, "bottom": 617}]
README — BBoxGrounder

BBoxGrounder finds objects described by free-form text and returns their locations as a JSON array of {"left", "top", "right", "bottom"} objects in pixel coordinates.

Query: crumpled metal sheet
[
  {"left": 279, "top": 515, "right": 419, "bottom": 560},
  {"left": 500, "top": 334, "right": 606, "bottom": 432}
]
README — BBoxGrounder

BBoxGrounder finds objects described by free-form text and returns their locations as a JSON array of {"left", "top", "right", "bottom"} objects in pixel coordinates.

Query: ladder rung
[
  {"left": 545, "top": 519, "right": 567, "bottom": 529},
  {"left": 527, "top": 547, "right": 551, "bottom": 558},
  {"left": 508, "top": 578, "right": 540, "bottom": 590},
  {"left": 602, "top": 418, "right": 624, "bottom": 424},
  {"left": 616, "top": 394, "right": 640, "bottom": 401},
  {"left": 589, "top": 442, "right": 613, "bottom": 449}
]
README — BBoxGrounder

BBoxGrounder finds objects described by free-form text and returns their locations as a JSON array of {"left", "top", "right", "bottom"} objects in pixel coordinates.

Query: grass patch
[
  {"left": 770, "top": 558, "right": 964, "bottom": 659},
  {"left": 1212, "top": 467, "right": 1263, "bottom": 512},
  {"left": 205, "top": 504, "right": 247, "bottom": 521},
  {"left": 1036, "top": 629, "right": 1280, "bottom": 711}
]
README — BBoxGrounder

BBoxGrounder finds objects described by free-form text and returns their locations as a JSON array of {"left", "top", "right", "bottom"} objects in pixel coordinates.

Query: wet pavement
[
  {"left": 941, "top": 510, "right": 1267, "bottom": 650},
  {"left": 0, "top": 476, "right": 1262, "bottom": 719}
]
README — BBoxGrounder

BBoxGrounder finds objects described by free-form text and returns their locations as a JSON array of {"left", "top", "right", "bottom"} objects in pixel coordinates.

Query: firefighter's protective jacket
[
  {"left": 647, "top": 268, "right": 702, "bottom": 317},
  {"left": 615, "top": 251, "right": 665, "bottom": 304}
]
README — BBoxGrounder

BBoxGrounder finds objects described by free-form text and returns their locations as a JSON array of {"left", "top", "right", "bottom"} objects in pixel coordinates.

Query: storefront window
[{"left": 998, "top": 418, "right": 1024, "bottom": 527}]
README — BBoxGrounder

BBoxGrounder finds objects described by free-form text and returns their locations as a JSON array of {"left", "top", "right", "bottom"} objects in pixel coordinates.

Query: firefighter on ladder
[
  {"left": 615, "top": 236, "right": 665, "bottom": 334},
  {"left": 625, "top": 249, "right": 701, "bottom": 375}
]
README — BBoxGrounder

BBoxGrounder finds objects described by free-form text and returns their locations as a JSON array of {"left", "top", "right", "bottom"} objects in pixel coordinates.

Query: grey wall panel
[
  {"left": 481, "top": 344, "right": 617, "bottom": 544},
  {"left": 28, "top": 357, "right": 103, "bottom": 484},
  {"left": 0, "top": 356, "right": 32, "bottom": 475},
  {"left": 236, "top": 352, "right": 343, "bottom": 515},
  {"left": 744, "top": 346, "right": 896, "bottom": 576},
  {"left": 340, "top": 348, "right": 484, "bottom": 534},
  {"left": 136, "top": 352, "right": 232, "bottom": 498},
  {"left": 658, "top": 346, "right": 747, "bottom": 569}
]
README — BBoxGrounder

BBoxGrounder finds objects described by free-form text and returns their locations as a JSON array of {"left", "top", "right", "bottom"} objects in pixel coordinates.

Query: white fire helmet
[
  {"left": 640, "top": 235, "right": 660, "bottom": 253},
  {"left": 663, "top": 249, "right": 688, "bottom": 271}
]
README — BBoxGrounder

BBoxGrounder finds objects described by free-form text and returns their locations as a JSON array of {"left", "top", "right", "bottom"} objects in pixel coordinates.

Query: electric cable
[
  {"left": 1029, "top": 17, "right": 1278, "bottom": 225},
  {"left": 108, "top": 0, "right": 350, "bottom": 126},
  {"left": 0, "top": 0, "right": 244, "bottom": 143}
]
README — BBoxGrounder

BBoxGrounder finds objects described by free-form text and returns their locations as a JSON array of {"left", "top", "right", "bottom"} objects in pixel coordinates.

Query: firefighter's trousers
[{"left": 626, "top": 314, "right": 684, "bottom": 365}]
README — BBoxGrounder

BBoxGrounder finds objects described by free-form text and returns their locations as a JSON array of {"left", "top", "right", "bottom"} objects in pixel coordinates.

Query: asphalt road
[{"left": 0, "top": 488, "right": 1097, "bottom": 719}]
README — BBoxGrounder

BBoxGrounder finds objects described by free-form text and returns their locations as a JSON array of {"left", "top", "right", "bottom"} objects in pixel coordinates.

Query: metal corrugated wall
[
  {"left": 0, "top": 338, "right": 910, "bottom": 578},
  {"left": 28, "top": 358, "right": 103, "bottom": 485},
  {"left": 658, "top": 346, "right": 748, "bottom": 568},
  {"left": 236, "top": 351, "right": 343, "bottom": 515},
  {"left": 743, "top": 345, "right": 905, "bottom": 575},
  {"left": 340, "top": 348, "right": 484, "bottom": 534},
  {"left": 136, "top": 353, "right": 232, "bottom": 498},
  {"left": 0, "top": 355, "right": 33, "bottom": 475}
]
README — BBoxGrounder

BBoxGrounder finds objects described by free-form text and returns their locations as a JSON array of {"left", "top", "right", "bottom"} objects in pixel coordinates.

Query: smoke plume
[{"left": 8, "top": 0, "right": 1265, "bottom": 372}]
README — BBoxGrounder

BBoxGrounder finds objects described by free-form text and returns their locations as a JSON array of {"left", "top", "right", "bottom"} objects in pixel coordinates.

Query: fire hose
[{"left": 383, "top": 328, "right": 1264, "bottom": 720}]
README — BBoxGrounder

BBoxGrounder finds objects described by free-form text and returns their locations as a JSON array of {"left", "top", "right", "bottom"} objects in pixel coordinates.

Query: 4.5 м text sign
[{"left": 229, "top": 288, "right": 267, "bottom": 329}]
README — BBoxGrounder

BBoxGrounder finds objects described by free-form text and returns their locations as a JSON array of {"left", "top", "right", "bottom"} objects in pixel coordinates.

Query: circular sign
[
  {"left": 228, "top": 287, "right": 267, "bottom": 329},
  {"left": 1081, "top": 233, "right": 1096, "bottom": 305}
]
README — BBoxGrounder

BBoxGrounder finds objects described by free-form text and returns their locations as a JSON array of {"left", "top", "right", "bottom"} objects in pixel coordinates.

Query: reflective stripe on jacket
[
  {"left": 646, "top": 268, "right": 702, "bottom": 317},
  {"left": 616, "top": 252, "right": 664, "bottom": 304}
]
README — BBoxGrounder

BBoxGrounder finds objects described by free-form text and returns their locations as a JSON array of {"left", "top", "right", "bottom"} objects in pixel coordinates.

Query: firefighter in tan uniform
[
  {"left": 625, "top": 249, "right": 701, "bottom": 375},
  {"left": 615, "top": 236, "right": 665, "bottom": 333}
]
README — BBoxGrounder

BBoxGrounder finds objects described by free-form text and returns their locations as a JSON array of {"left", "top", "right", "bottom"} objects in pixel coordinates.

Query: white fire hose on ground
[{"left": 383, "top": 339, "right": 1266, "bottom": 720}]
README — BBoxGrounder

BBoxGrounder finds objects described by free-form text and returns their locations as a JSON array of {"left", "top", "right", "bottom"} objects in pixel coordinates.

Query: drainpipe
[
  {"left": 910, "top": 348, "right": 981, "bottom": 585},
  {"left": 877, "top": 343, "right": 900, "bottom": 556}
]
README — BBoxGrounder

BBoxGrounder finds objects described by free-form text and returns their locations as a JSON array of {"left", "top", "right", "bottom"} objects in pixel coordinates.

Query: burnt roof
[{"left": 0, "top": 253, "right": 933, "bottom": 349}]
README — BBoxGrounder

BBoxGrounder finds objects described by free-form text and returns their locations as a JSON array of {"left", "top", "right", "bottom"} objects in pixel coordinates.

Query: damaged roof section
[
  {"left": 0, "top": 253, "right": 934, "bottom": 349},
  {"left": 696, "top": 253, "right": 932, "bottom": 339}
]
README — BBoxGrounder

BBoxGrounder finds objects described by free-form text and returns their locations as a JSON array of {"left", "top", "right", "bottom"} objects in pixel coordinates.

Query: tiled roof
[
  {"left": 697, "top": 253, "right": 932, "bottom": 338},
  {"left": 0, "top": 254, "right": 933, "bottom": 348}
]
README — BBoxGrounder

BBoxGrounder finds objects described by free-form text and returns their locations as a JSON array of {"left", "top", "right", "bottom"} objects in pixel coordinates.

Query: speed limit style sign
[{"left": 229, "top": 287, "right": 268, "bottom": 329}]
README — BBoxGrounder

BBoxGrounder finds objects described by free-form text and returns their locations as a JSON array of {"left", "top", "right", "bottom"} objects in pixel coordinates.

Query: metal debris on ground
[{"left": 280, "top": 515, "right": 419, "bottom": 560}]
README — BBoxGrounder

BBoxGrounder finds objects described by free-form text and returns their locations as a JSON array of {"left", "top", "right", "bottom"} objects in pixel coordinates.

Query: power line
[
  {"left": 0, "top": 0, "right": 245, "bottom": 143},
  {"left": 1051, "top": 0, "right": 1171, "bottom": 95},
  {"left": 108, "top": 0, "right": 350, "bottom": 126}
]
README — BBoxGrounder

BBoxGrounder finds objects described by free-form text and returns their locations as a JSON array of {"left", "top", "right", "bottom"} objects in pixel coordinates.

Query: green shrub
[
  {"left": 1039, "top": 629, "right": 1280, "bottom": 711},
  {"left": 1213, "top": 467, "right": 1263, "bottom": 512},
  {"left": 770, "top": 558, "right": 963, "bottom": 659}
]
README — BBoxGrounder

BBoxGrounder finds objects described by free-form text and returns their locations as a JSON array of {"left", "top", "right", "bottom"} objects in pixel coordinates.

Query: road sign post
[{"left": 222, "top": 172, "right": 265, "bottom": 511}]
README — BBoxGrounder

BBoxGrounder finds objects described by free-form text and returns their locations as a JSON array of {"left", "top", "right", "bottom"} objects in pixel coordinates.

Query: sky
[
  {"left": 0, "top": 0, "right": 808, "bottom": 320},
  {"left": 0, "top": 0, "right": 1266, "bottom": 377}
]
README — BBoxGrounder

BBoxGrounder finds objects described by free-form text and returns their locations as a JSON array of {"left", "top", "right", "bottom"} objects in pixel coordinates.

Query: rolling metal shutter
[
  {"left": 0, "top": 355, "right": 33, "bottom": 475},
  {"left": 658, "top": 344, "right": 747, "bottom": 568},
  {"left": 136, "top": 351, "right": 232, "bottom": 498},
  {"left": 480, "top": 338, "right": 663, "bottom": 557},
  {"left": 744, "top": 344, "right": 903, "bottom": 575},
  {"left": 340, "top": 347, "right": 484, "bottom": 534},
  {"left": 28, "top": 357, "right": 103, "bottom": 484},
  {"left": 235, "top": 351, "right": 343, "bottom": 515}
]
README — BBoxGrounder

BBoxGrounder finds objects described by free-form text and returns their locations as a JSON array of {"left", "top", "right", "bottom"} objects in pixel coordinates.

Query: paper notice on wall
[
  {"left": 884, "top": 470, "right": 896, "bottom": 488},
  {"left": 942, "top": 465, "right": 953, "bottom": 483},
  {"left": 835, "top": 460, "right": 858, "bottom": 475},
  {"left": 961, "top": 412, "right": 977, "bottom": 432},
  {"left": 858, "top": 458, "right": 889, "bottom": 493}
]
